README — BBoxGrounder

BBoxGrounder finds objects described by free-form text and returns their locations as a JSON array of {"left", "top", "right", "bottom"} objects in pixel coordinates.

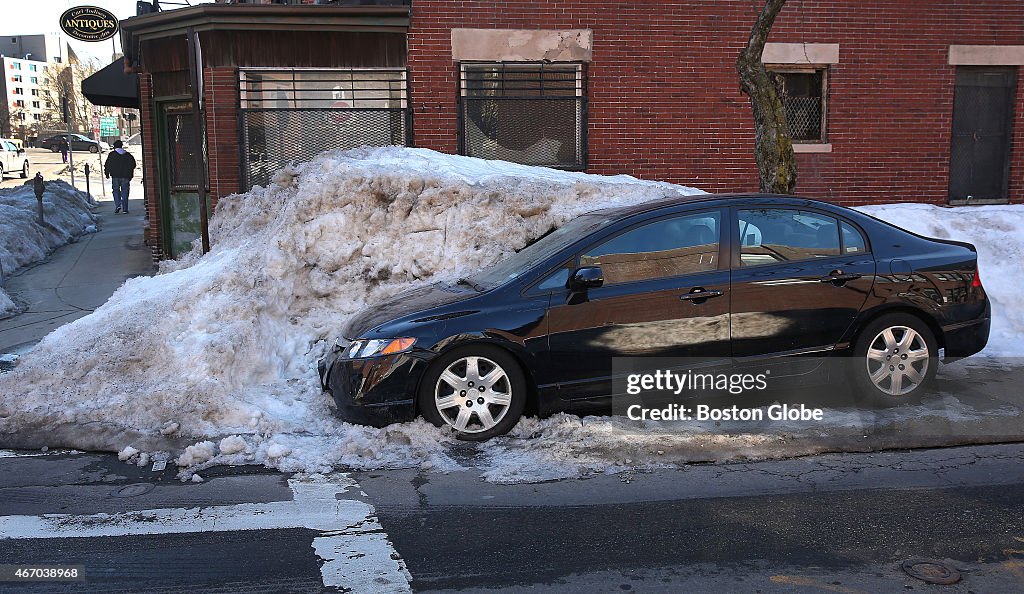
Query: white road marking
[{"left": 0, "top": 474, "right": 411, "bottom": 593}]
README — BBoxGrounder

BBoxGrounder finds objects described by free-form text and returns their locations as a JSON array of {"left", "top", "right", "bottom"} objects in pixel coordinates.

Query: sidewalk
[{"left": 0, "top": 192, "right": 154, "bottom": 354}]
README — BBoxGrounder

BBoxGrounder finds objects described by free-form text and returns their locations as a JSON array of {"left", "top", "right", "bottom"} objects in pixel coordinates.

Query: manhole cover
[
  {"left": 901, "top": 559, "right": 961, "bottom": 585},
  {"left": 110, "top": 483, "right": 155, "bottom": 498}
]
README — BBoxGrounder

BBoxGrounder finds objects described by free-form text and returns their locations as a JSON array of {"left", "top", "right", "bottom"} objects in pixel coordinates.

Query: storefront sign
[{"left": 60, "top": 6, "right": 119, "bottom": 42}]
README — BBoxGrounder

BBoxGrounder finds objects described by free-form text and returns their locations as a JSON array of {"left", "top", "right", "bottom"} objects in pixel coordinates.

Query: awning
[{"left": 81, "top": 59, "right": 139, "bottom": 109}]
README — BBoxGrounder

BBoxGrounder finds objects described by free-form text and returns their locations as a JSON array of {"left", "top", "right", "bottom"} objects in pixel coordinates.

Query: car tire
[
  {"left": 850, "top": 313, "right": 938, "bottom": 404},
  {"left": 89, "top": 145, "right": 99, "bottom": 154},
  {"left": 20, "top": 161, "right": 28, "bottom": 179},
  {"left": 418, "top": 344, "right": 527, "bottom": 441},
  {"left": 49, "top": 144, "right": 59, "bottom": 153}
]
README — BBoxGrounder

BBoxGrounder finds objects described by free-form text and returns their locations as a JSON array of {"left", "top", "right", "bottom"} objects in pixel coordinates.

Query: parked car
[
  {"left": 0, "top": 138, "right": 29, "bottom": 179},
  {"left": 41, "top": 133, "right": 109, "bottom": 154},
  {"left": 318, "top": 194, "right": 991, "bottom": 440}
]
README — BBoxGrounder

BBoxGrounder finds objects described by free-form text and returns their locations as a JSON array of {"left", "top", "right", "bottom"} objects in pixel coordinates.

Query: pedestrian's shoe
[
  {"left": 123, "top": 210, "right": 129, "bottom": 215},
  {"left": 115, "top": 207, "right": 121, "bottom": 214}
]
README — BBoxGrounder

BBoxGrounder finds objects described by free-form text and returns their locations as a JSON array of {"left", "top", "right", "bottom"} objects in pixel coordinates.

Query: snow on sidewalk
[
  {"left": 0, "top": 147, "right": 1018, "bottom": 483},
  {"left": 0, "top": 181, "right": 98, "bottom": 317},
  {"left": 0, "top": 147, "right": 697, "bottom": 476}
]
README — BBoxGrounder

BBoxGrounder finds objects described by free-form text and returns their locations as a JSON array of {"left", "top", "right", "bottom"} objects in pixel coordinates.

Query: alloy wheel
[
  {"left": 865, "top": 326, "right": 930, "bottom": 396},
  {"left": 434, "top": 356, "right": 513, "bottom": 433}
]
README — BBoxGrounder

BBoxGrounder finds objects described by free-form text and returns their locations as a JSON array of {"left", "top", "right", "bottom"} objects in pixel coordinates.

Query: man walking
[{"left": 104, "top": 140, "right": 137, "bottom": 214}]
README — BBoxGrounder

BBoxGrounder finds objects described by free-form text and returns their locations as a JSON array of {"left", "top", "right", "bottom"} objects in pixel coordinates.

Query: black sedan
[
  {"left": 41, "top": 134, "right": 109, "bottom": 154},
  {"left": 319, "top": 194, "right": 990, "bottom": 440}
]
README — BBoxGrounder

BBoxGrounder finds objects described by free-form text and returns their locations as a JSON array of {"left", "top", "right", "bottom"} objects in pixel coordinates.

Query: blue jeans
[{"left": 112, "top": 178, "right": 131, "bottom": 212}]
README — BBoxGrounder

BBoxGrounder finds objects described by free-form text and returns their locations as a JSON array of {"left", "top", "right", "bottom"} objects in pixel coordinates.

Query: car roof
[{"left": 586, "top": 192, "right": 849, "bottom": 219}]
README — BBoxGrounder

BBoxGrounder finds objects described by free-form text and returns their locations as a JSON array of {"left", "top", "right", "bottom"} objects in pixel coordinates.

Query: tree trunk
[{"left": 736, "top": 0, "right": 797, "bottom": 194}]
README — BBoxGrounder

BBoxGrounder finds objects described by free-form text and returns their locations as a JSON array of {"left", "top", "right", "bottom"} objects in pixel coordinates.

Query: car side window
[
  {"left": 738, "top": 209, "right": 840, "bottom": 266},
  {"left": 580, "top": 211, "right": 721, "bottom": 285},
  {"left": 841, "top": 221, "right": 868, "bottom": 254}
]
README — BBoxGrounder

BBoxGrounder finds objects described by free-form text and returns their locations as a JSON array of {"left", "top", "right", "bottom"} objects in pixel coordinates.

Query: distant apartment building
[{"left": 0, "top": 34, "right": 74, "bottom": 138}]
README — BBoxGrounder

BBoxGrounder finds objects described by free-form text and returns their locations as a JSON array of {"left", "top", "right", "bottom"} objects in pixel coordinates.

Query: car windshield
[{"left": 465, "top": 213, "right": 615, "bottom": 290}]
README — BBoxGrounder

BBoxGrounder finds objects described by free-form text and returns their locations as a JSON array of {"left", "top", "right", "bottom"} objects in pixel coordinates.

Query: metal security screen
[
  {"left": 777, "top": 70, "right": 826, "bottom": 143},
  {"left": 459, "top": 62, "right": 586, "bottom": 169},
  {"left": 949, "top": 66, "right": 1017, "bottom": 204},
  {"left": 239, "top": 68, "right": 410, "bottom": 189}
]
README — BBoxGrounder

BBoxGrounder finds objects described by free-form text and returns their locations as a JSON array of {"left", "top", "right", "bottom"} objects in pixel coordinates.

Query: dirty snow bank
[
  {"left": 0, "top": 180, "right": 98, "bottom": 318},
  {"left": 0, "top": 147, "right": 696, "bottom": 474},
  {"left": 855, "top": 203, "right": 1023, "bottom": 357}
]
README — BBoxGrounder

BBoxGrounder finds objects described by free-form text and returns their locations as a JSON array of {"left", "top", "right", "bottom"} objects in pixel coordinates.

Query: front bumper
[{"left": 317, "top": 349, "right": 425, "bottom": 427}]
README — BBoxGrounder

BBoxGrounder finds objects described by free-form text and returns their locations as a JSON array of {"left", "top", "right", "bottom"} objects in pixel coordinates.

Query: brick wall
[
  {"left": 409, "top": 0, "right": 1024, "bottom": 205},
  {"left": 138, "top": 72, "right": 164, "bottom": 262},
  {"left": 204, "top": 67, "right": 241, "bottom": 210}
]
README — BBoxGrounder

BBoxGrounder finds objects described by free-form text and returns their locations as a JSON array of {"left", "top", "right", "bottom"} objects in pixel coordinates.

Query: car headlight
[{"left": 344, "top": 337, "right": 416, "bottom": 358}]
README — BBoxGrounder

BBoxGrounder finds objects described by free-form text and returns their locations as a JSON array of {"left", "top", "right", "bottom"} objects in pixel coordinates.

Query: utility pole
[{"left": 63, "top": 95, "right": 75, "bottom": 189}]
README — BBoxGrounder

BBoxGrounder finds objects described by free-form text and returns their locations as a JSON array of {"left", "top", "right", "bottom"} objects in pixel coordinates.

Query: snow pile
[
  {"left": 0, "top": 180, "right": 98, "bottom": 317},
  {"left": 0, "top": 147, "right": 696, "bottom": 473},
  {"left": 856, "top": 203, "right": 1023, "bottom": 357}
]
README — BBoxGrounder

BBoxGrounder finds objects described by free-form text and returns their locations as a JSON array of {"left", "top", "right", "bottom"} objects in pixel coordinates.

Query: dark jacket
[{"left": 104, "top": 149, "right": 137, "bottom": 180}]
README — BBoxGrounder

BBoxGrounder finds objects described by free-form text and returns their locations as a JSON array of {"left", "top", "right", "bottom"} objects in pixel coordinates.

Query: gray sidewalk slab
[{"left": 0, "top": 193, "right": 154, "bottom": 354}]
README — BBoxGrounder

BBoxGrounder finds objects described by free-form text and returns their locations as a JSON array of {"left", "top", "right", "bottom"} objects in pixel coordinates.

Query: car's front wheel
[
  {"left": 89, "top": 145, "right": 99, "bottom": 154},
  {"left": 851, "top": 313, "right": 938, "bottom": 403},
  {"left": 419, "top": 345, "right": 527, "bottom": 441}
]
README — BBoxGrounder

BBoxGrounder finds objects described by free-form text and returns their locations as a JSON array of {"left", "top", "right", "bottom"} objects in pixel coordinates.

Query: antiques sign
[{"left": 60, "top": 6, "right": 119, "bottom": 42}]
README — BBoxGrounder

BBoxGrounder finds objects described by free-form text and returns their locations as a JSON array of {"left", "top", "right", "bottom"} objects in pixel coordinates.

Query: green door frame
[{"left": 153, "top": 96, "right": 210, "bottom": 258}]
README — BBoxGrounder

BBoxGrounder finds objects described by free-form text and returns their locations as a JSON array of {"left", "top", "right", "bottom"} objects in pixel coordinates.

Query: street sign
[{"left": 99, "top": 116, "right": 118, "bottom": 136}]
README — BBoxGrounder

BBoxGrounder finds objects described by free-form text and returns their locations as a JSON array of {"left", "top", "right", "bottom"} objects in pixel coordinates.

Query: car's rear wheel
[
  {"left": 20, "top": 161, "right": 28, "bottom": 179},
  {"left": 851, "top": 313, "right": 938, "bottom": 403},
  {"left": 419, "top": 345, "right": 527, "bottom": 441}
]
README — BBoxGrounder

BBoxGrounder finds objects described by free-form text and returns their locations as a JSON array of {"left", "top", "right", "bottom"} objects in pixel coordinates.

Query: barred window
[
  {"left": 459, "top": 62, "right": 586, "bottom": 170},
  {"left": 239, "top": 68, "right": 410, "bottom": 189},
  {"left": 771, "top": 68, "right": 828, "bottom": 143}
]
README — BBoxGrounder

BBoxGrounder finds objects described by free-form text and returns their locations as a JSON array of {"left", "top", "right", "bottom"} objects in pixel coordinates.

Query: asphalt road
[{"left": 1, "top": 444, "right": 1023, "bottom": 593}]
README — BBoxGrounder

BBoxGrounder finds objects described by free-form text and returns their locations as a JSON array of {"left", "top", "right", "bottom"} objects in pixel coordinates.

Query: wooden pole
[{"left": 186, "top": 27, "right": 210, "bottom": 254}]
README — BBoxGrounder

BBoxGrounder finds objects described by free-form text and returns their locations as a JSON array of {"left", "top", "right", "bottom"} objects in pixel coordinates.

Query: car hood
[{"left": 342, "top": 281, "right": 478, "bottom": 339}]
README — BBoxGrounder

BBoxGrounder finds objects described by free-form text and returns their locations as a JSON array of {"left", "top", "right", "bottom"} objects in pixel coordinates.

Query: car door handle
[
  {"left": 680, "top": 289, "right": 724, "bottom": 301},
  {"left": 819, "top": 271, "right": 862, "bottom": 284}
]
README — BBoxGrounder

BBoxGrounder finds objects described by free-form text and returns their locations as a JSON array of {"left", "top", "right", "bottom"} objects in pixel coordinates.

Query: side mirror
[
  {"left": 17, "top": 148, "right": 24, "bottom": 154},
  {"left": 568, "top": 266, "right": 604, "bottom": 291}
]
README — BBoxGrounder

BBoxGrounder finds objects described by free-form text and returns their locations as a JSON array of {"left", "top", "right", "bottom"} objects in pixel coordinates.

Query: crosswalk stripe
[{"left": 0, "top": 474, "right": 411, "bottom": 593}]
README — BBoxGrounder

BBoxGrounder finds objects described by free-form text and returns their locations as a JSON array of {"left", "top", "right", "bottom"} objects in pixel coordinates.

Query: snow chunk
[
  {"left": 177, "top": 441, "right": 216, "bottom": 467},
  {"left": 117, "top": 446, "right": 139, "bottom": 461},
  {"left": 219, "top": 435, "right": 247, "bottom": 455},
  {"left": 265, "top": 443, "right": 291, "bottom": 460}
]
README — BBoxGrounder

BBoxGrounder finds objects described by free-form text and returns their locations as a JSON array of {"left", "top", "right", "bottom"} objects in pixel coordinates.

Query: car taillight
[{"left": 971, "top": 265, "right": 982, "bottom": 289}]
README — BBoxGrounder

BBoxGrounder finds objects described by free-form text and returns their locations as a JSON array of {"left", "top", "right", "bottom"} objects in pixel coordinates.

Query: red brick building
[{"left": 109, "top": 0, "right": 1023, "bottom": 261}]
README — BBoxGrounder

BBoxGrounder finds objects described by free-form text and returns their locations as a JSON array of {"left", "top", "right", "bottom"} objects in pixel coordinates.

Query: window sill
[{"left": 793, "top": 143, "right": 832, "bottom": 154}]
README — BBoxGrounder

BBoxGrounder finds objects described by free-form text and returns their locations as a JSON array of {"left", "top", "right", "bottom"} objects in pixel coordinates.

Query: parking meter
[{"left": 33, "top": 172, "right": 46, "bottom": 224}]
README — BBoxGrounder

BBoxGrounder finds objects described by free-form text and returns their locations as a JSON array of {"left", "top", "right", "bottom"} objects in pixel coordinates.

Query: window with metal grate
[
  {"left": 459, "top": 62, "right": 587, "bottom": 170},
  {"left": 769, "top": 68, "right": 828, "bottom": 143},
  {"left": 238, "top": 68, "right": 410, "bottom": 190}
]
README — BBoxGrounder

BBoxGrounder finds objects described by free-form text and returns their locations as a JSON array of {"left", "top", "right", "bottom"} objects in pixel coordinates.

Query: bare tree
[
  {"left": 38, "top": 59, "right": 102, "bottom": 133},
  {"left": 736, "top": 0, "right": 796, "bottom": 194}
]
